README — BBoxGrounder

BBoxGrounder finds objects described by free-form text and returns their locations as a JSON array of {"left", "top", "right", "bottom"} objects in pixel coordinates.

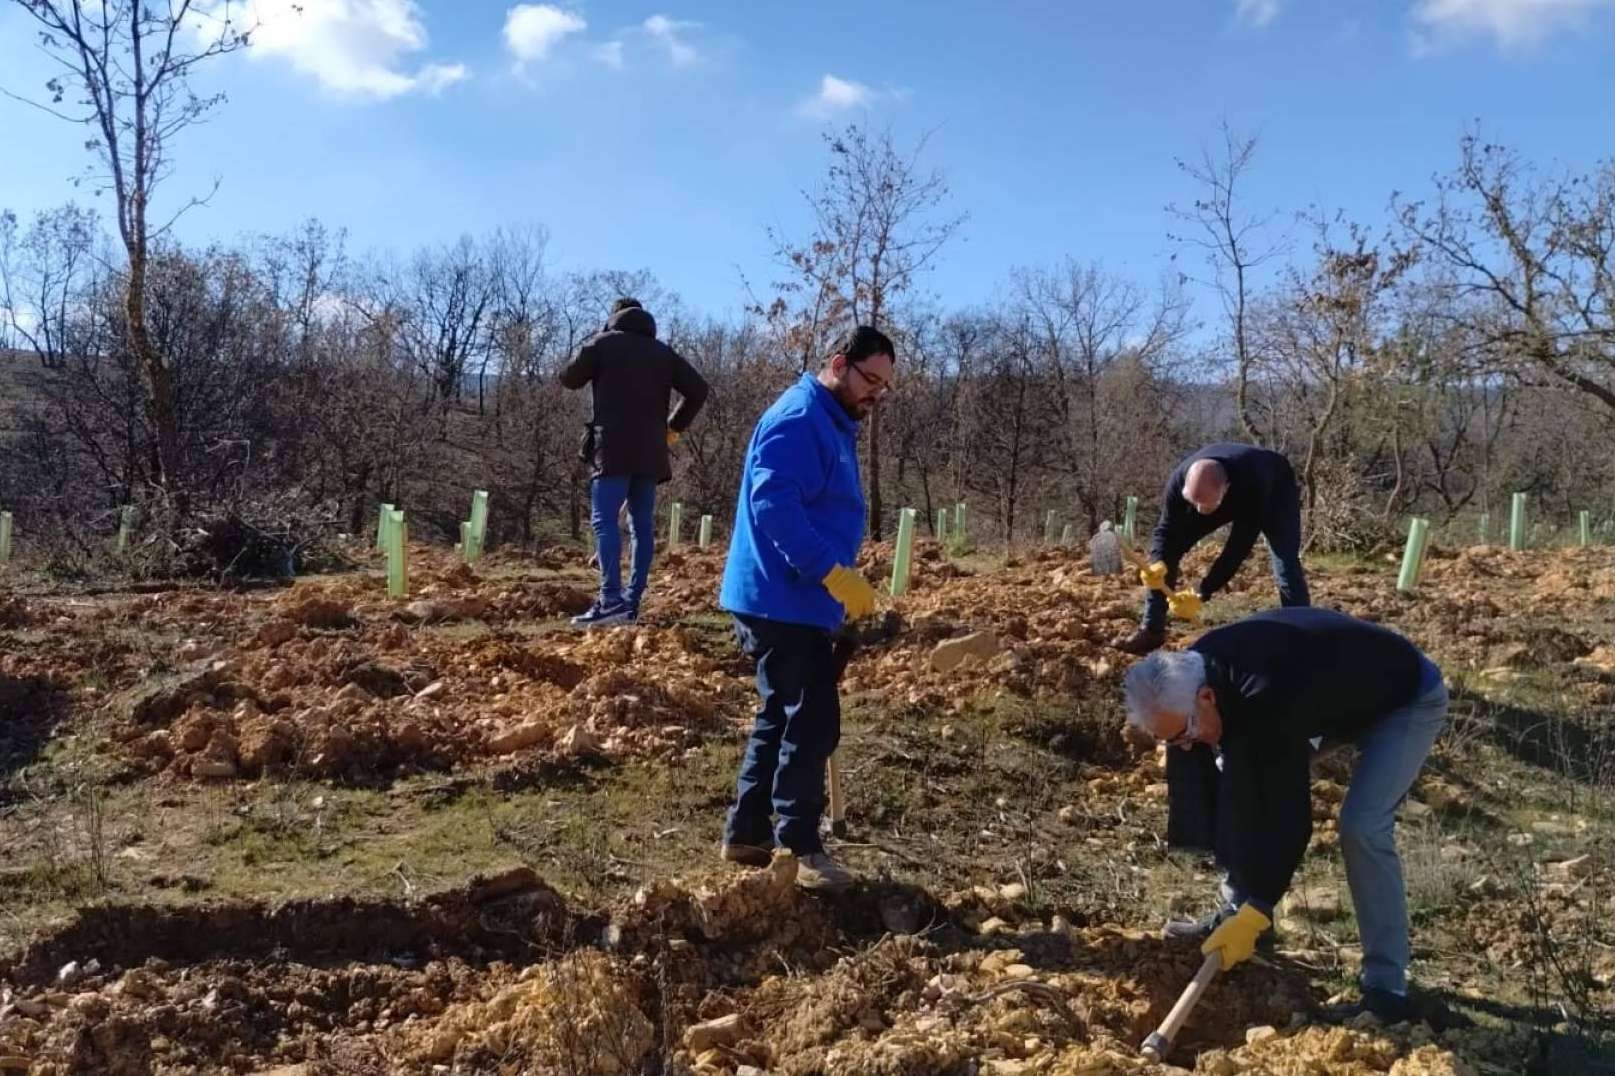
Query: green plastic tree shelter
[
  {"left": 1397, "top": 518, "right": 1431, "bottom": 594},
  {"left": 890, "top": 507, "right": 917, "bottom": 596},
  {"left": 953, "top": 502, "right": 967, "bottom": 537},
  {"left": 1061, "top": 524, "right": 1074, "bottom": 545},
  {"left": 463, "top": 489, "right": 490, "bottom": 562},
  {"left": 1580, "top": 510, "right": 1591, "bottom": 548},
  {"left": 375, "top": 503, "right": 395, "bottom": 551},
  {"left": 936, "top": 509, "right": 948, "bottom": 543},
  {"left": 1123, "top": 497, "right": 1138, "bottom": 542},
  {"left": 115, "top": 505, "right": 134, "bottom": 553},
  {"left": 698, "top": 515, "right": 713, "bottom": 549},
  {"left": 0, "top": 511, "right": 12, "bottom": 564},
  {"left": 669, "top": 503, "right": 683, "bottom": 547},
  {"left": 1478, "top": 512, "right": 1489, "bottom": 544},
  {"left": 386, "top": 510, "right": 409, "bottom": 598},
  {"left": 1044, "top": 510, "right": 1058, "bottom": 544},
  {"left": 1509, "top": 493, "right": 1527, "bottom": 551}
]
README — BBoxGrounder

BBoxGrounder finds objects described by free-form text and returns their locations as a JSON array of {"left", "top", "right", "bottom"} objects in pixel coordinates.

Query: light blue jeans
[{"left": 1339, "top": 659, "right": 1448, "bottom": 994}]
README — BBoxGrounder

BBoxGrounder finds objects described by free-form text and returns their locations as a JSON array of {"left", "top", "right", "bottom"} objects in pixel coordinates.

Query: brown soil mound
[{"left": 0, "top": 861, "right": 1495, "bottom": 1076}]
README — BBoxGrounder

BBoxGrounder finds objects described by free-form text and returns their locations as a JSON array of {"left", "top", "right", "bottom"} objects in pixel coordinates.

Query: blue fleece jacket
[{"left": 719, "top": 374, "right": 866, "bottom": 630}]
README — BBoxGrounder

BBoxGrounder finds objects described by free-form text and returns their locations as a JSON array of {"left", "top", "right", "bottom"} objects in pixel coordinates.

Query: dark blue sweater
[
  {"left": 1191, "top": 607, "right": 1431, "bottom": 907},
  {"left": 1149, "top": 443, "right": 1298, "bottom": 598}
]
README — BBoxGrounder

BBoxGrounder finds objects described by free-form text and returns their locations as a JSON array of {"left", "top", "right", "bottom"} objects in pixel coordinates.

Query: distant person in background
[
  {"left": 1113, "top": 443, "right": 1309, "bottom": 655},
  {"left": 561, "top": 297, "right": 709, "bottom": 627}
]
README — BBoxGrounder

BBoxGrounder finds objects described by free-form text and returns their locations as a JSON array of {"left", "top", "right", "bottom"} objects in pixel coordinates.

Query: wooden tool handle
[
  {"left": 827, "top": 753, "right": 846, "bottom": 834},
  {"left": 1140, "top": 951, "right": 1221, "bottom": 1061},
  {"left": 1115, "top": 538, "right": 1172, "bottom": 595},
  {"left": 1117, "top": 539, "right": 1150, "bottom": 570}
]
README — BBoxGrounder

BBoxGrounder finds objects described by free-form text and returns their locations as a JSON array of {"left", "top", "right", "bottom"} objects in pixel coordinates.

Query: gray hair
[{"left": 1122, "top": 650, "right": 1207, "bottom": 735}]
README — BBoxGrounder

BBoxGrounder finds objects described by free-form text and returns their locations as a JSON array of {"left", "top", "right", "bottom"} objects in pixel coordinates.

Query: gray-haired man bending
[{"left": 1122, "top": 606, "right": 1447, "bottom": 1023}]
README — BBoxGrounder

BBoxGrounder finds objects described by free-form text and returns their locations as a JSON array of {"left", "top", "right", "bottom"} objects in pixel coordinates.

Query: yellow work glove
[
  {"left": 822, "top": 564, "right": 878, "bottom": 620},
  {"left": 666, "top": 429, "right": 681, "bottom": 447},
  {"left": 1167, "top": 590, "right": 1204, "bottom": 621},
  {"left": 1201, "top": 904, "right": 1272, "bottom": 970},
  {"left": 1139, "top": 561, "right": 1168, "bottom": 591}
]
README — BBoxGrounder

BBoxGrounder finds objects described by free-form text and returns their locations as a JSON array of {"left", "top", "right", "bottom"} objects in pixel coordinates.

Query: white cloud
[
  {"left": 504, "top": 4, "right": 587, "bottom": 65},
  {"left": 798, "top": 74, "right": 874, "bottom": 118},
  {"left": 1236, "top": 0, "right": 1282, "bottom": 27},
  {"left": 592, "top": 40, "right": 625, "bottom": 70},
  {"left": 416, "top": 62, "right": 470, "bottom": 95},
  {"left": 1411, "top": 0, "right": 1615, "bottom": 48},
  {"left": 643, "top": 14, "right": 700, "bottom": 66},
  {"left": 214, "top": 0, "right": 468, "bottom": 99}
]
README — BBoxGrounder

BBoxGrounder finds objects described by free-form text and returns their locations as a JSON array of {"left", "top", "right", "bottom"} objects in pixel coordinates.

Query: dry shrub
[{"left": 401, "top": 949, "right": 653, "bottom": 1075}]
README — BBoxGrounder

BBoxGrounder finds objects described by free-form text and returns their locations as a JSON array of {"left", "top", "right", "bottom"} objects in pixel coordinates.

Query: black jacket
[
  {"left": 559, "top": 307, "right": 710, "bottom": 482},
  {"left": 1191, "top": 607, "right": 1430, "bottom": 907},
  {"left": 1149, "top": 443, "right": 1299, "bottom": 598}
]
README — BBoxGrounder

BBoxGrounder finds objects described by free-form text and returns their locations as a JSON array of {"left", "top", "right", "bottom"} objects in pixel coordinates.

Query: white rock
[{"left": 684, "top": 1013, "right": 746, "bottom": 1054}]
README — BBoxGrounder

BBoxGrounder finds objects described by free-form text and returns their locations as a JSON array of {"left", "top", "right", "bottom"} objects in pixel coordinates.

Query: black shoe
[
  {"left": 1326, "top": 987, "right": 1413, "bottom": 1026},
  {"left": 720, "top": 841, "right": 773, "bottom": 867},
  {"left": 1162, "top": 905, "right": 1277, "bottom": 953},
  {"left": 1113, "top": 628, "right": 1167, "bottom": 655},
  {"left": 571, "top": 600, "right": 630, "bottom": 629},
  {"left": 1325, "top": 987, "right": 1471, "bottom": 1030},
  {"left": 1363, "top": 987, "right": 1415, "bottom": 1024}
]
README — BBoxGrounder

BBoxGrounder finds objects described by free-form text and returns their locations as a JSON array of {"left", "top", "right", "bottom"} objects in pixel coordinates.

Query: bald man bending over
[{"left": 1113, "top": 443, "right": 1310, "bottom": 655}]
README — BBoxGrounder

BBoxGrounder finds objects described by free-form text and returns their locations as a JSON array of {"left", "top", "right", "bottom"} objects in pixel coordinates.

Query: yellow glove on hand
[
  {"left": 1168, "top": 590, "right": 1204, "bottom": 621},
  {"left": 822, "top": 565, "right": 878, "bottom": 620},
  {"left": 666, "top": 429, "right": 681, "bottom": 447},
  {"left": 1139, "top": 561, "right": 1169, "bottom": 591},
  {"left": 1201, "top": 903, "right": 1272, "bottom": 970}
]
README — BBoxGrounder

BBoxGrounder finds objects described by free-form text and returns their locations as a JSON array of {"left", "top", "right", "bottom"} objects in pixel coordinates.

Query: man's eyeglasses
[
  {"left": 1165, "top": 709, "right": 1199, "bottom": 749},
  {"left": 847, "top": 361, "right": 892, "bottom": 396}
]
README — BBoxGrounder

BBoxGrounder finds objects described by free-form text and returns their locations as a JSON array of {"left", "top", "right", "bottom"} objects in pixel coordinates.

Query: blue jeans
[
  {"left": 724, "top": 614, "right": 841, "bottom": 855},
  {"left": 1339, "top": 660, "right": 1448, "bottom": 994},
  {"left": 591, "top": 475, "right": 656, "bottom": 609}
]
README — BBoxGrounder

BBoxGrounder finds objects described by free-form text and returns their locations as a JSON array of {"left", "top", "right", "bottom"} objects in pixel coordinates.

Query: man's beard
[{"left": 832, "top": 383, "right": 873, "bottom": 420}]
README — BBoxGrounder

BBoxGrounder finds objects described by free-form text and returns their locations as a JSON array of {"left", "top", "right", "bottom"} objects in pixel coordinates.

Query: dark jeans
[
  {"left": 724, "top": 613, "right": 841, "bottom": 855},
  {"left": 591, "top": 475, "right": 656, "bottom": 608},
  {"left": 1143, "top": 480, "right": 1311, "bottom": 632}
]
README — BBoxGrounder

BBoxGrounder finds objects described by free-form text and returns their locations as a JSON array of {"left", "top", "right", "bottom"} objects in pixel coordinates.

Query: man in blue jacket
[
  {"left": 718, "top": 326, "right": 894, "bottom": 891},
  {"left": 1123, "top": 607, "right": 1448, "bottom": 1023},
  {"left": 1115, "top": 443, "right": 1309, "bottom": 655}
]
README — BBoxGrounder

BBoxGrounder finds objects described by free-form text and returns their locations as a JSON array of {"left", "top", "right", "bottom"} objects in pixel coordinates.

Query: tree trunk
[
  {"left": 125, "top": 237, "right": 182, "bottom": 509},
  {"left": 867, "top": 409, "right": 884, "bottom": 541}
]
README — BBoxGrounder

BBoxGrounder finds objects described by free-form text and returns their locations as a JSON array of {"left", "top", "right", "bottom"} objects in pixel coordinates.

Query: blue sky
[{"left": 2, "top": 0, "right": 1613, "bottom": 321}]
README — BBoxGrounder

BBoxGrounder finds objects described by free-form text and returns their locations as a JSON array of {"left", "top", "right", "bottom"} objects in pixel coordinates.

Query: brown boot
[{"left": 1112, "top": 627, "right": 1166, "bottom": 655}]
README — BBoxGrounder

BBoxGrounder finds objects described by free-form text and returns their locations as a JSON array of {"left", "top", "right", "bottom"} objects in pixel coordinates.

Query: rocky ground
[{"left": 0, "top": 534, "right": 1611, "bottom": 1074}]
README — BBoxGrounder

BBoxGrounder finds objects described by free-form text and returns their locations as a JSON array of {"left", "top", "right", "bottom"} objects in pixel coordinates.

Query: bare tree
[
  {"left": 0, "top": 204, "right": 104, "bottom": 368},
  {"left": 1016, "top": 260, "right": 1190, "bottom": 531},
  {"left": 1398, "top": 135, "right": 1615, "bottom": 416},
  {"left": 7, "top": 0, "right": 252, "bottom": 505},
  {"left": 1169, "top": 121, "right": 1285, "bottom": 444},
  {"left": 766, "top": 123, "right": 965, "bottom": 538},
  {"left": 1259, "top": 217, "right": 1414, "bottom": 524}
]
